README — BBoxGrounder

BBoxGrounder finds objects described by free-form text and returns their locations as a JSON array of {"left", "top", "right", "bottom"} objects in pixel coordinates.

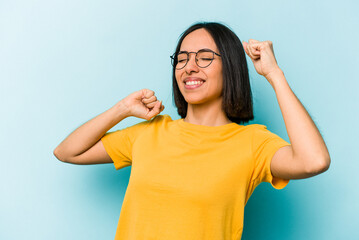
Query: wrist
[
  {"left": 111, "top": 101, "right": 131, "bottom": 120},
  {"left": 264, "top": 68, "right": 286, "bottom": 89},
  {"left": 265, "top": 67, "right": 283, "bottom": 80}
]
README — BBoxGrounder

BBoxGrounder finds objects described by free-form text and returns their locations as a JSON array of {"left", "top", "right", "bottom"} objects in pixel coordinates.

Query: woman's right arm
[
  {"left": 53, "top": 89, "right": 164, "bottom": 165},
  {"left": 53, "top": 101, "right": 130, "bottom": 164}
]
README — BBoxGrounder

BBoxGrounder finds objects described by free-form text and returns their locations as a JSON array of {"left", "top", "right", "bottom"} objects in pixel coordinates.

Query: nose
[{"left": 184, "top": 53, "right": 199, "bottom": 74}]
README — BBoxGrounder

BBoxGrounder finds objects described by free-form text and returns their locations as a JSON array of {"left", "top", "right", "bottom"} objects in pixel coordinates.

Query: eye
[{"left": 200, "top": 58, "right": 213, "bottom": 61}]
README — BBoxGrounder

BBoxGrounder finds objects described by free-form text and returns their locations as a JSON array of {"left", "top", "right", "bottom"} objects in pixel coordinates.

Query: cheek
[
  {"left": 209, "top": 66, "right": 223, "bottom": 82},
  {"left": 175, "top": 71, "right": 182, "bottom": 85},
  {"left": 215, "top": 66, "right": 223, "bottom": 84},
  {"left": 210, "top": 67, "right": 223, "bottom": 89}
]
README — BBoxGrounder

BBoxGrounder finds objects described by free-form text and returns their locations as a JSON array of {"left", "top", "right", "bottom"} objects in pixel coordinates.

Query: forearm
[
  {"left": 54, "top": 101, "right": 130, "bottom": 161},
  {"left": 267, "top": 69, "right": 330, "bottom": 171}
]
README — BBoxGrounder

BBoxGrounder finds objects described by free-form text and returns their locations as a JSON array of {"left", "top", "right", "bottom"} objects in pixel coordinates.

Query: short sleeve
[
  {"left": 251, "top": 125, "right": 291, "bottom": 190},
  {"left": 101, "top": 119, "right": 151, "bottom": 170}
]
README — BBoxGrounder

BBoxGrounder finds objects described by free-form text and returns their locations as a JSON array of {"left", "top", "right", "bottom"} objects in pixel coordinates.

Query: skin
[
  {"left": 242, "top": 39, "right": 330, "bottom": 179},
  {"left": 175, "top": 28, "right": 233, "bottom": 127},
  {"left": 176, "top": 29, "right": 330, "bottom": 180},
  {"left": 54, "top": 28, "right": 330, "bottom": 180}
]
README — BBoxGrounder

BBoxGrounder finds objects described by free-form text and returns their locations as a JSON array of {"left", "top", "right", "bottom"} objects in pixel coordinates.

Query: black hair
[{"left": 172, "top": 21, "right": 253, "bottom": 124}]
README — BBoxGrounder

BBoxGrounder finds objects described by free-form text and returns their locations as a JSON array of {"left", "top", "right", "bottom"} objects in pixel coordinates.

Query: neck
[{"left": 184, "top": 98, "right": 233, "bottom": 126}]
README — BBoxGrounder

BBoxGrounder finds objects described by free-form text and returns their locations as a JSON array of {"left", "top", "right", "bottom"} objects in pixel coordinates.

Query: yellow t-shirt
[{"left": 101, "top": 114, "right": 291, "bottom": 240}]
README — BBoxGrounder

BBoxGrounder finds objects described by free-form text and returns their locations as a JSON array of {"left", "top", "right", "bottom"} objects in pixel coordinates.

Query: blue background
[{"left": 1, "top": 0, "right": 358, "bottom": 239}]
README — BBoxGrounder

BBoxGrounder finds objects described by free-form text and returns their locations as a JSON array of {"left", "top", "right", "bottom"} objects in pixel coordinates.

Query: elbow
[
  {"left": 319, "top": 152, "right": 331, "bottom": 172},
  {"left": 306, "top": 155, "right": 331, "bottom": 175},
  {"left": 53, "top": 147, "right": 67, "bottom": 163},
  {"left": 315, "top": 160, "right": 330, "bottom": 174}
]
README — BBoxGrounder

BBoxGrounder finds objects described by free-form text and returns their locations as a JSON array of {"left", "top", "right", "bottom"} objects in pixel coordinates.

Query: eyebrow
[{"left": 178, "top": 48, "right": 214, "bottom": 54}]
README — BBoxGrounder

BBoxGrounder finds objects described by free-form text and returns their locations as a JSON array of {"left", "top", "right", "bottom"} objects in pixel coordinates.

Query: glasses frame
[{"left": 170, "top": 48, "right": 221, "bottom": 70}]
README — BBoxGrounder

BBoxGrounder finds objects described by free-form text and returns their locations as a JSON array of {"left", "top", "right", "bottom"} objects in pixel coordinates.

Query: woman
[{"left": 54, "top": 22, "right": 330, "bottom": 240}]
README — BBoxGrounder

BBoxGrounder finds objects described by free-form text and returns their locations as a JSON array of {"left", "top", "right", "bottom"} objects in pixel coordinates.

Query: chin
[{"left": 184, "top": 96, "right": 207, "bottom": 105}]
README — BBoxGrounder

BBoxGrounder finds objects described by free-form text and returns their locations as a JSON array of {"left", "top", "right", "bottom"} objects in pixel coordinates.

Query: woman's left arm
[{"left": 242, "top": 39, "right": 330, "bottom": 180}]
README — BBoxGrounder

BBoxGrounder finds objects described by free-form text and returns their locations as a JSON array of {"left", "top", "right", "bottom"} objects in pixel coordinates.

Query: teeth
[{"left": 185, "top": 81, "right": 204, "bottom": 86}]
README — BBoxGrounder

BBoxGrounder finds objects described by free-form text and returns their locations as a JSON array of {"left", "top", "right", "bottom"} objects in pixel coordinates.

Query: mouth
[{"left": 183, "top": 77, "right": 205, "bottom": 89}]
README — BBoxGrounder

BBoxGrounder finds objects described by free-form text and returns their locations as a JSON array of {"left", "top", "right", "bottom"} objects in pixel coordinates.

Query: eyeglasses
[{"left": 170, "top": 48, "right": 221, "bottom": 70}]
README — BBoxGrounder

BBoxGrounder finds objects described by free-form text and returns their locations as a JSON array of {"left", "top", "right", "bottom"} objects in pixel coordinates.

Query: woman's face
[{"left": 175, "top": 28, "right": 223, "bottom": 105}]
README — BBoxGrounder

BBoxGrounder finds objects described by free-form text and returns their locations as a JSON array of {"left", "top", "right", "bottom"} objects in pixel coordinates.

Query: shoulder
[
  {"left": 245, "top": 124, "right": 285, "bottom": 143},
  {"left": 101, "top": 115, "right": 173, "bottom": 143},
  {"left": 244, "top": 123, "right": 267, "bottom": 129},
  {"left": 152, "top": 114, "right": 171, "bottom": 121},
  {"left": 243, "top": 123, "right": 269, "bottom": 134},
  {"left": 134, "top": 114, "right": 174, "bottom": 131},
  {"left": 150, "top": 114, "right": 173, "bottom": 124},
  {"left": 129, "top": 114, "right": 172, "bottom": 128}
]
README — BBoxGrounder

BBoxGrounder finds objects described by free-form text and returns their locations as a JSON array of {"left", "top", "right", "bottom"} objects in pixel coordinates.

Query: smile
[{"left": 184, "top": 80, "right": 205, "bottom": 89}]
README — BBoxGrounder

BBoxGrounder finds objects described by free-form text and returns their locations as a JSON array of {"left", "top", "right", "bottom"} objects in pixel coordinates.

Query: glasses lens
[
  {"left": 196, "top": 50, "right": 214, "bottom": 68},
  {"left": 176, "top": 53, "right": 188, "bottom": 69}
]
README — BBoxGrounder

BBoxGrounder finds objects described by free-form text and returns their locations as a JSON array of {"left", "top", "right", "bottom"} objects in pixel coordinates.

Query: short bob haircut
[{"left": 172, "top": 21, "right": 253, "bottom": 124}]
